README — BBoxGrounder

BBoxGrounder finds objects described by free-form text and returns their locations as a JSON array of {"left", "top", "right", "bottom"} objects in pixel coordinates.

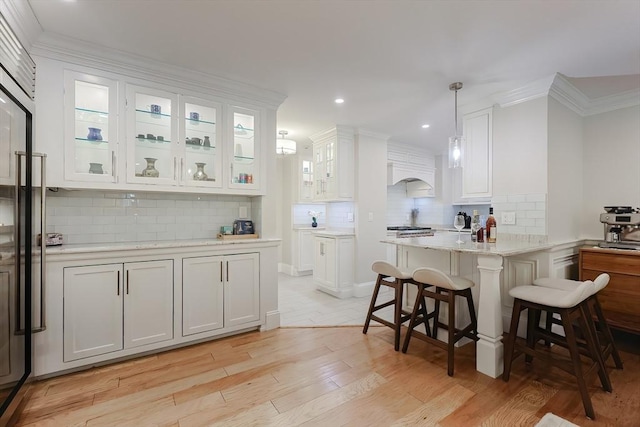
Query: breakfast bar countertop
[{"left": 382, "top": 233, "right": 558, "bottom": 257}]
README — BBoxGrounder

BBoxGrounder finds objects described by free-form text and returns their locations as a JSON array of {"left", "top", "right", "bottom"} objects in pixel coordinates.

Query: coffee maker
[{"left": 599, "top": 206, "right": 640, "bottom": 250}]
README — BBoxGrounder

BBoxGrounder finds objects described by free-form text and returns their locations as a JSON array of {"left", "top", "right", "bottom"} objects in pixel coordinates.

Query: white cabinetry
[
  {"left": 313, "top": 233, "right": 355, "bottom": 298},
  {"left": 62, "top": 70, "right": 119, "bottom": 183},
  {"left": 224, "top": 253, "right": 260, "bottom": 327},
  {"left": 297, "top": 155, "right": 314, "bottom": 202},
  {"left": 292, "top": 229, "right": 317, "bottom": 275},
  {"left": 182, "top": 256, "right": 224, "bottom": 336},
  {"left": 182, "top": 253, "right": 258, "bottom": 335},
  {"left": 311, "top": 126, "right": 354, "bottom": 201},
  {"left": 36, "top": 57, "right": 274, "bottom": 195},
  {"left": 63, "top": 260, "right": 173, "bottom": 362},
  {"left": 460, "top": 107, "right": 492, "bottom": 200}
]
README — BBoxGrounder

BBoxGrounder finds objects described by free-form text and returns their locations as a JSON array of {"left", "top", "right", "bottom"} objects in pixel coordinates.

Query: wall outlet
[
  {"left": 239, "top": 206, "right": 248, "bottom": 219},
  {"left": 347, "top": 212, "right": 354, "bottom": 222},
  {"left": 501, "top": 211, "right": 516, "bottom": 225}
]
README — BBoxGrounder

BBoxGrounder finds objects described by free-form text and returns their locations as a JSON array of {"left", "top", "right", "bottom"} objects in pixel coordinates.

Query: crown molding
[
  {"left": 355, "top": 129, "right": 390, "bottom": 141},
  {"left": 31, "top": 32, "right": 286, "bottom": 109},
  {"left": 0, "top": 0, "right": 42, "bottom": 52},
  {"left": 583, "top": 88, "right": 640, "bottom": 116},
  {"left": 492, "top": 72, "right": 639, "bottom": 116},
  {"left": 494, "top": 75, "right": 556, "bottom": 108}
]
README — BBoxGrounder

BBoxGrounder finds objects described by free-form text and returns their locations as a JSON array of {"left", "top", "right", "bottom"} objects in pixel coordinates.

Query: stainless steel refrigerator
[{"left": 0, "top": 27, "right": 41, "bottom": 424}]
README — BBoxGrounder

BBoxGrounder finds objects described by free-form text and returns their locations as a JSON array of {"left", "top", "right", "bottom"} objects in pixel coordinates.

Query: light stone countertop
[
  {"left": 45, "top": 237, "right": 281, "bottom": 256},
  {"left": 382, "top": 232, "right": 561, "bottom": 257},
  {"left": 312, "top": 230, "right": 356, "bottom": 237}
]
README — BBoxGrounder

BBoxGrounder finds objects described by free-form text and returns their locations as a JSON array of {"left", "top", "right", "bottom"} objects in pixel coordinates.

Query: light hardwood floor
[{"left": 16, "top": 326, "right": 640, "bottom": 426}]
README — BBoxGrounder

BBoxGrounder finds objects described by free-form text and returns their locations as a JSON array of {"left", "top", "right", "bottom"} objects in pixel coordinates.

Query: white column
[{"left": 476, "top": 254, "right": 504, "bottom": 378}]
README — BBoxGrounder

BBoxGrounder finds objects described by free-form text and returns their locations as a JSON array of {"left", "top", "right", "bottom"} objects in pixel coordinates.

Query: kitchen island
[{"left": 383, "top": 232, "right": 560, "bottom": 378}]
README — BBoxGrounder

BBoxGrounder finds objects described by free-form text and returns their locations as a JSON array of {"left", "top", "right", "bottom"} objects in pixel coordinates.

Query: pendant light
[
  {"left": 276, "top": 130, "right": 297, "bottom": 155},
  {"left": 448, "top": 82, "right": 464, "bottom": 169}
]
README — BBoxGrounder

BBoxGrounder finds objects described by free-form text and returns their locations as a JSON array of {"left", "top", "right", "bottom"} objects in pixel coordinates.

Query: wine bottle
[
  {"left": 470, "top": 209, "right": 480, "bottom": 242},
  {"left": 486, "top": 207, "right": 497, "bottom": 243}
]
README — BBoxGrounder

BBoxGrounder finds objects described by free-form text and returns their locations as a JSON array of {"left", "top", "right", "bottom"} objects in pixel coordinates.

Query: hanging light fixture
[
  {"left": 448, "top": 82, "right": 464, "bottom": 169},
  {"left": 276, "top": 130, "right": 297, "bottom": 155}
]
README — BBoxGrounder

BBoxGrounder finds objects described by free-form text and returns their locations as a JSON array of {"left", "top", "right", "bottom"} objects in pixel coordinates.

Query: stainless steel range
[
  {"left": 598, "top": 206, "right": 640, "bottom": 250},
  {"left": 387, "top": 226, "right": 435, "bottom": 238}
]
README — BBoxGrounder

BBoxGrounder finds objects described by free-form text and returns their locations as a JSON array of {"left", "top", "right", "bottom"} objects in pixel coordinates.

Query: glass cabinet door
[
  {"left": 126, "top": 85, "right": 178, "bottom": 185},
  {"left": 63, "top": 71, "right": 118, "bottom": 182},
  {"left": 299, "top": 158, "right": 313, "bottom": 201},
  {"left": 180, "top": 98, "right": 222, "bottom": 187},
  {"left": 228, "top": 106, "right": 259, "bottom": 190},
  {"left": 324, "top": 140, "right": 336, "bottom": 197},
  {"left": 313, "top": 143, "right": 324, "bottom": 198}
]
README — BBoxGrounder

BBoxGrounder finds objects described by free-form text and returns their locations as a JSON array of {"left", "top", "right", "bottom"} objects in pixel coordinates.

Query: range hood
[
  {"left": 387, "top": 162, "right": 435, "bottom": 186},
  {"left": 387, "top": 163, "right": 436, "bottom": 198}
]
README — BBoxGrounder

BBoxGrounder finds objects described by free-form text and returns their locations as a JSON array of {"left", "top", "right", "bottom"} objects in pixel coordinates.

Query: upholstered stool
[
  {"left": 533, "top": 274, "right": 623, "bottom": 372},
  {"left": 363, "top": 261, "right": 417, "bottom": 351},
  {"left": 401, "top": 268, "right": 477, "bottom": 376},
  {"left": 503, "top": 280, "right": 610, "bottom": 420}
]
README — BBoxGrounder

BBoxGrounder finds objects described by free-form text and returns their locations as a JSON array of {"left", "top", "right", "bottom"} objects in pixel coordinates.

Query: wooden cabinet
[
  {"left": 311, "top": 126, "right": 354, "bottom": 201},
  {"left": 455, "top": 107, "right": 492, "bottom": 202},
  {"left": 63, "top": 260, "right": 173, "bottom": 362},
  {"left": 313, "top": 233, "right": 354, "bottom": 298},
  {"left": 579, "top": 247, "right": 640, "bottom": 334},
  {"left": 182, "top": 253, "right": 259, "bottom": 335}
]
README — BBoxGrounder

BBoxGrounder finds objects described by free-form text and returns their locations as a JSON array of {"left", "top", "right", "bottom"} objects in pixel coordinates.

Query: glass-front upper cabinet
[
  {"left": 63, "top": 71, "right": 118, "bottom": 183},
  {"left": 228, "top": 106, "right": 260, "bottom": 190},
  {"left": 125, "top": 85, "right": 178, "bottom": 186},
  {"left": 180, "top": 98, "right": 222, "bottom": 188}
]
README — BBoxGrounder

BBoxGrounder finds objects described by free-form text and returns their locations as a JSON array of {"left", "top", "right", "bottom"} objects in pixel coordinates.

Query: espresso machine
[{"left": 599, "top": 206, "right": 640, "bottom": 250}]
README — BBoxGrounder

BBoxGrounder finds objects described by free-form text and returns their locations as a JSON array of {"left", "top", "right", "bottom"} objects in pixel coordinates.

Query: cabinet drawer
[{"left": 580, "top": 251, "right": 640, "bottom": 276}]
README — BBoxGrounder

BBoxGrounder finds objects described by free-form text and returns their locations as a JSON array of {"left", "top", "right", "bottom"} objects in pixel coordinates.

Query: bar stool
[
  {"left": 402, "top": 268, "right": 477, "bottom": 376},
  {"left": 503, "top": 280, "right": 610, "bottom": 420},
  {"left": 533, "top": 274, "right": 623, "bottom": 372},
  {"left": 363, "top": 261, "right": 418, "bottom": 351}
]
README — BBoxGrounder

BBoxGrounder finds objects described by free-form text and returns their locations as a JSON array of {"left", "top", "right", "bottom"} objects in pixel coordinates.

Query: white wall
[
  {"left": 582, "top": 105, "right": 640, "bottom": 238},
  {"left": 354, "top": 131, "right": 388, "bottom": 285},
  {"left": 492, "top": 97, "right": 548, "bottom": 197},
  {"left": 547, "top": 97, "right": 583, "bottom": 242}
]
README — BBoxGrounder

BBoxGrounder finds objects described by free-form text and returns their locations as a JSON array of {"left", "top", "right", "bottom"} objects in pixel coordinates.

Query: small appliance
[
  {"left": 233, "top": 219, "right": 255, "bottom": 235},
  {"left": 598, "top": 206, "right": 640, "bottom": 250}
]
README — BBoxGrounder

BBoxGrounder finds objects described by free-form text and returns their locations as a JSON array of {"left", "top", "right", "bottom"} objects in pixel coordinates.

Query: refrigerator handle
[
  {"left": 14, "top": 152, "right": 47, "bottom": 334},
  {"left": 13, "top": 152, "right": 21, "bottom": 334},
  {"left": 34, "top": 152, "right": 46, "bottom": 333}
]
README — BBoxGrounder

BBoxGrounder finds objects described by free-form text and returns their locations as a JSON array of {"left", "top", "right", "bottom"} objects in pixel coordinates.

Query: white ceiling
[{"left": 27, "top": 0, "right": 640, "bottom": 154}]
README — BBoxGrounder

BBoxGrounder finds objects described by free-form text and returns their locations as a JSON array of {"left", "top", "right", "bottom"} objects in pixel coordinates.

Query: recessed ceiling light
[
  {"left": 421, "top": 124, "right": 430, "bottom": 129},
  {"left": 334, "top": 98, "right": 345, "bottom": 104}
]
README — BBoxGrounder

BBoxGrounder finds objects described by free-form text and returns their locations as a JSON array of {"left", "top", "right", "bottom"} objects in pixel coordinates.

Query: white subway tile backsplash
[
  {"left": 525, "top": 194, "right": 546, "bottom": 202},
  {"left": 507, "top": 194, "right": 526, "bottom": 203},
  {"left": 516, "top": 202, "right": 536, "bottom": 211},
  {"left": 47, "top": 189, "right": 254, "bottom": 244}
]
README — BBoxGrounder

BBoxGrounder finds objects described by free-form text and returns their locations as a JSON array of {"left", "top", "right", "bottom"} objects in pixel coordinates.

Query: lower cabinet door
[
  {"left": 124, "top": 260, "right": 174, "bottom": 349},
  {"left": 63, "top": 263, "right": 124, "bottom": 361},
  {"left": 224, "top": 253, "right": 260, "bottom": 327},
  {"left": 182, "top": 256, "right": 224, "bottom": 336}
]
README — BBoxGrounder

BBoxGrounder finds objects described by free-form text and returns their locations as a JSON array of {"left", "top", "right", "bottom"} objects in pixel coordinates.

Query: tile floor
[{"left": 278, "top": 273, "right": 395, "bottom": 327}]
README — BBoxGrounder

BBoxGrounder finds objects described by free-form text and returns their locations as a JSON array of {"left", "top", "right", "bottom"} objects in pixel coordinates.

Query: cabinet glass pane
[
  {"left": 184, "top": 102, "right": 217, "bottom": 183},
  {"left": 74, "top": 81, "right": 111, "bottom": 175},
  {"left": 133, "top": 93, "right": 172, "bottom": 179},
  {"left": 231, "top": 112, "right": 255, "bottom": 185},
  {"left": 301, "top": 159, "right": 313, "bottom": 200}
]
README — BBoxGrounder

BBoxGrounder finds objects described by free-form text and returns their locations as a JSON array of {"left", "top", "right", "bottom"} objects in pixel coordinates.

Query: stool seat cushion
[
  {"left": 413, "top": 267, "right": 474, "bottom": 290},
  {"left": 534, "top": 273, "right": 610, "bottom": 294},
  {"left": 509, "top": 281, "right": 594, "bottom": 308},
  {"left": 371, "top": 261, "right": 413, "bottom": 280}
]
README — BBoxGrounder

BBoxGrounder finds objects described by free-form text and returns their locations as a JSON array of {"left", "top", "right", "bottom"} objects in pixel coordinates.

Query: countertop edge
[{"left": 45, "top": 238, "right": 282, "bottom": 256}]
